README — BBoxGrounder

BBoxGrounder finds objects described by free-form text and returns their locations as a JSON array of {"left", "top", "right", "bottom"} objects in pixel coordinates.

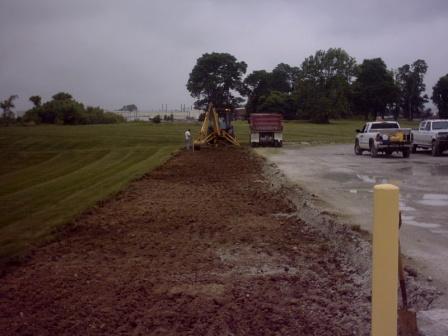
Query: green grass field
[
  {"left": 0, "top": 122, "right": 199, "bottom": 260},
  {"left": 0, "top": 118, "right": 417, "bottom": 261}
]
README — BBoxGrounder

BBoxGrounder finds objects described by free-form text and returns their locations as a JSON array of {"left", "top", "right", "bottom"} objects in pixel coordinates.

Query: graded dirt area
[{"left": 0, "top": 147, "right": 372, "bottom": 335}]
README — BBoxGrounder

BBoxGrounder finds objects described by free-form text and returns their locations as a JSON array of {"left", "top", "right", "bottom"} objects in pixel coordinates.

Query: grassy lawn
[
  {"left": 0, "top": 122, "right": 199, "bottom": 261},
  {"left": 0, "top": 118, "right": 418, "bottom": 261}
]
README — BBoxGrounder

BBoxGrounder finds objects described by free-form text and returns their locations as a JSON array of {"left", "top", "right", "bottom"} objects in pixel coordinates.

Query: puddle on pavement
[
  {"left": 400, "top": 200, "right": 416, "bottom": 212},
  {"left": 355, "top": 174, "right": 396, "bottom": 185},
  {"left": 322, "top": 172, "right": 353, "bottom": 182},
  {"left": 412, "top": 160, "right": 431, "bottom": 165},
  {"left": 397, "top": 166, "right": 413, "bottom": 175},
  {"left": 372, "top": 163, "right": 448, "bottom": 178},
  {"left": 356, "top": 174, "right": 377, "bottom": 184},
  {"left": 322, "top": 169, "right": 399, "bottom": 186},
  {"left": 417, "top": 194, "right": 448, "bottom": 207},
  {"left": 431, "top": 165, "right": 448, "bottom": 176},
  {"left": 331, "top": 167, "right": 355, "bottom": 174},
  {"left": 430, "top": 229, "right": 448, "bottom": 235},
  {"left": 401, "top": 215, "right": 441, "bottom": 229},
  {"left": 348, "top": 188, "right": 372, "bottom": 195},
  {"left": 408, "top": 222, "right": 441, "bottom": 229}
]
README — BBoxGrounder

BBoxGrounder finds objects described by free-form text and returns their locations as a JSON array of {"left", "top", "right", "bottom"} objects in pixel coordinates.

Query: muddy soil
[{"left": 1, "top": 147, "right": 375, "bottom": 335}]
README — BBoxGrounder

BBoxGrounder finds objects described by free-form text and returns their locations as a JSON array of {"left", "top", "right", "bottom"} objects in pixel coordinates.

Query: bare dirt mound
[{"left": 0, "top": 147, "right": 369, "bottom": 335}]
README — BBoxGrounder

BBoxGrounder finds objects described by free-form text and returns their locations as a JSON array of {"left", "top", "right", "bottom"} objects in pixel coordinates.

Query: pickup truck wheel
[
  {"left": 412, "top": 144, "right": 418, "bottom": 153},
  {"left": 370, "top": 143, "right": 378, "bottom": 158},
  {"left": 402, "top": 148, "right": 410, "bottom": 158},
  {"left": 354, "top": 140, "right": 362, "bottom": 155},
  {"left": 278, "top": 140, "right": 283, "bottom": 147},
  {"left": 385, "top": 149, "right": 392, "bottom": 157},
  {"left": 432, "top": 141, "right": 440, "bottom": 156}
]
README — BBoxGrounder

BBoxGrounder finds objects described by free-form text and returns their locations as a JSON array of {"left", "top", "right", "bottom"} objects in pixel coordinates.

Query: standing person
[{"left": 184, "top": 128, "right": 192, "bottom": 150}]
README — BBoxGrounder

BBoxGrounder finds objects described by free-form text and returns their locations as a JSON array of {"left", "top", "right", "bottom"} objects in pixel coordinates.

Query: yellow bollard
[{"left": 371, "top": 184, "right": 400, "bottom": 336}]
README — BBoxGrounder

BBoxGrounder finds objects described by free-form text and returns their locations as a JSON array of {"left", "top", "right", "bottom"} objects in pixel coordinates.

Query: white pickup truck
[
  {"left": 354, "top": 121, "right": 413, "bottom": 158},
  {"left": 411, "top": 119, "right": 448, "bottom": 156}
]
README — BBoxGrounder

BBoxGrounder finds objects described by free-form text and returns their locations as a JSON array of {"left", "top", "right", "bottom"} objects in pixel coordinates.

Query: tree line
[
  {"left": 0, "top": 92, "right": 125, "bottom": 125},
  {"left": 187, "top": 50, "right": 448, "bottom": 123}
]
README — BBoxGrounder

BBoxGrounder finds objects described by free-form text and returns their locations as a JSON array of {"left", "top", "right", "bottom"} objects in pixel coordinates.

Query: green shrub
[
  {"left": 152, "top": 115, "right": 161, "bottom": 123},
  {"left": 22, "top": 94, "right": 125, "bottom": 125}
]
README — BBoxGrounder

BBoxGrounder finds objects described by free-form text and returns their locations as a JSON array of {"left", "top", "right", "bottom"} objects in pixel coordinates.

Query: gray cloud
[{"left": 1, "top": 0, "right": 447, "bottom": 112}]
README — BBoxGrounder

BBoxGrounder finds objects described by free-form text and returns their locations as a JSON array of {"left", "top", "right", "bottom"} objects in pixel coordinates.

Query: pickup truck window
[
  {"left": 419, "top": 121, "right": 426, "bottom": 130},
  {"left": 425, "top": 122, "right": 431, "bottom": 131},
  {"left": 433, "top": 121, "right": 448, "bottom": 130},
  {"left": 370, "top": 122, "right": 399, "bottom": 130}
]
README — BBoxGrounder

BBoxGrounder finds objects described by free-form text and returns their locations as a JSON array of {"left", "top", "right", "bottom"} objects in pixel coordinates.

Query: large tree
[
  {"left": 257, "top": 91, "right": 297, "bottom": 119},
  {"left": 187, "top": 52, "right": 247, "bottom": 109},
  {"left": 352, "top": 58, "right": 398, "bottom": 120},
  {"left": 396, "top": 59, "right": 428, "bottom": 120},
  {"left": 432, "top": 74, "right": 448, "bottom": 118},
  {"left": 244, "top": 70, "right": 272, "bottom": 114},
  {"left": 270, "top": 63, "right": 300, "bottom": 93},
  {"left": 29, "top": 95, "right": 42, "bottom": 107},
  {"left": 299, "top": 48, "right": 356, "bottom": 84},
  {"left": 244, "top": 63, "right": 299, "bottom": 115},
  {"left": 1, "top": 94, "right": 19, "bottom": 124},
  {"left": 52, "top": 92, "right": 73, "bottom": 101},
  {"left": 295, "top": 48, "right": 356, "bottom": 123}
]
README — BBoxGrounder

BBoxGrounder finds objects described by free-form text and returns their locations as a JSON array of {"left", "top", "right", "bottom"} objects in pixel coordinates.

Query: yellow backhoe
[{"left": 194, "top": 104, "right": 240, "bottom": 148}]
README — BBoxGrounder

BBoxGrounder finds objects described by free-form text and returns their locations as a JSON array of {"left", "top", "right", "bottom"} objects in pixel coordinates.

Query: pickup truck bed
[{"left": 355, "top": 121, "right": 412, "bottom": 158}]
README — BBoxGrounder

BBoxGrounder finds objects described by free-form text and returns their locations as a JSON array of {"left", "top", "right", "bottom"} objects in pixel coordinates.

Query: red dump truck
[{"left": 249, "top": 113, "right": 283, "bottom": 147}]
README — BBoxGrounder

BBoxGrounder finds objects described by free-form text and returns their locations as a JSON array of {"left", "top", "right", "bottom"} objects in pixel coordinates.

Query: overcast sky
[{"left": 1, "top": 0, "right": 447, "bottom": 112}]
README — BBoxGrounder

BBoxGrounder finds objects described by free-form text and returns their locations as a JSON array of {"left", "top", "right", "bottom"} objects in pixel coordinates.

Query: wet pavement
[{"left": 257, "top": 144, "right": 448, "bottom": 310}]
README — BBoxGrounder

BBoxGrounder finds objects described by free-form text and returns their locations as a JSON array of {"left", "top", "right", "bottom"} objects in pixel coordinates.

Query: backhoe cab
[{"left": 194, "top": 104, "right": 240, "bottom": 148}]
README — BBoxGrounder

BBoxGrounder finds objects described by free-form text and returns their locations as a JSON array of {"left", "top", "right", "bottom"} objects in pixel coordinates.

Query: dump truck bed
[
  {"left": 249, "top": 113, "right": 283, "bottom": 147},
  {"left": 250, "top": 113, "right": 283, "bottom": 132}
]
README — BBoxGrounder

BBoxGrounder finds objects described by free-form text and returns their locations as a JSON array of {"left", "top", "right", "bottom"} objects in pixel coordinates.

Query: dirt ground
[{"left": 1, "top": 147, "right": 378, "bottom": 335}]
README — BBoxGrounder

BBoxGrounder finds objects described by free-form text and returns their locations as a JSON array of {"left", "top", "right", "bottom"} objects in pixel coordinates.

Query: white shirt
[{"left": 185, "top": 130, "right": 191, "bottom": 140}]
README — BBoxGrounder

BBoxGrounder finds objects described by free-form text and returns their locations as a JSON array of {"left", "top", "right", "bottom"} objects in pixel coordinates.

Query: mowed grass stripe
[
  {"left": 0, "top": 147, "right": 162, "bottom": 226},
  {"left": 0, "top": 146, "right": 175, "bottom": 258},
  {"left": 0, "top": 150, "right": 111, "bottom": 194},
  {"left": 0, "top": 123, "right": 195, "bottom": 261},
  {"left": 0, "top": 151, "right": 59, "bottom": 176}
]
